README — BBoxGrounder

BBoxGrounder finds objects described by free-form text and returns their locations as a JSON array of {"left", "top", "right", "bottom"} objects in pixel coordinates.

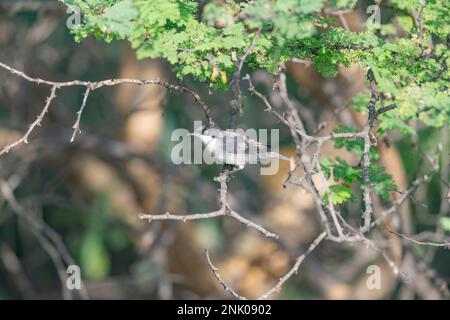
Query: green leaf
[
  {"left": 66, "top": 0, "right": 449, "bottom": 131},
  {"left": 333, "top": 126, "right": 379, "bottom": 160},
  {"left": 368, "top": 165, "right": 397, "bottom": 200},
  {"left": 321, "top": 157, "right": 396, "bottom": 202},
  {"left": 440, "top": 217, "right": 450, "bottom": 232},
  {"left": 323, "top": 184, "right": 354, "bottom": 205},
  {"left": 320, "top": 158, "right": 333, "bottom": 179},
  {"left": 80, "top": 232, "right": 110, "bottom": 280},
  {"left": 332, "top": 157, "right": 362, "bottom": 184}
]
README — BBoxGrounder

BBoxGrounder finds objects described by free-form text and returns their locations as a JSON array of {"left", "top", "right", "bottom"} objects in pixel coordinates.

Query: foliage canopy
[
  {"left": 66, "top": 0, "right": 449, "bottom": 206},
  {"left": 68, "top": 0, "right": 449, "bottom": 129}
]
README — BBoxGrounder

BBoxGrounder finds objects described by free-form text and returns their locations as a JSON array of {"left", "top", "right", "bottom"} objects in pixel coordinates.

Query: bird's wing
[
  {"left": 245, "top": 137, "right": 290, "bottom": 160},
  {"left": 246, "top": 138, "right": 269, "bottom": 154},
  {"left": 222, "top": 131, "right": 267, "bottom": 151},
  {"left": 223, "top": 134, "right": 248, "bottom": 154}
]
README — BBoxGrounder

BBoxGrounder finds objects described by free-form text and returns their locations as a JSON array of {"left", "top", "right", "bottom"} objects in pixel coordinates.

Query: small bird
[{"left": 188, "top": 125, "right": 289, "bottom": 170}]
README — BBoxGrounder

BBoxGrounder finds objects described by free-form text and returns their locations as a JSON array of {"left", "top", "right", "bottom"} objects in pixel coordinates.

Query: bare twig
[
  {"left": 205, "top": 231, "right": 326, "bottom": 300},
  {"left": 0, "top": 60, "right": 215, "bottom": 154},
  {"left": 205, "top": 250, "right": 247, "bottom": 300},
  {"left": 70, "top": 86, "right": 91, "bottom": 142},
  {"left": 140, "top": 170, "right": 279, "bottom": 239},
  {"left": 0, "top": 85, "right": 57, "bottom": 156},
  {"left": 370, "top": 170, "right": 437, "bottom": 229},
  {"left": 359, "top": 69, "right": 379, "bottom": 231},
  {"left": 389, "top": 229, "right": 450, "bottom": 248},
  {"left": 258, "top": 231, "right": 327, "bottom": 300}
]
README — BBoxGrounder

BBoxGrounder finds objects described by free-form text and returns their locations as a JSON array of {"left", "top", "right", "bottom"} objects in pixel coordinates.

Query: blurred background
[{"left": 0, "top": 1, "right": 448, "bottom": 299}]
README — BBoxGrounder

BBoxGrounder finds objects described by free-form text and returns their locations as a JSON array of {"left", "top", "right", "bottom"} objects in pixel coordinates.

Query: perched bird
[{"left": 188, "top": 125, "right": 289, "bottom": 170}]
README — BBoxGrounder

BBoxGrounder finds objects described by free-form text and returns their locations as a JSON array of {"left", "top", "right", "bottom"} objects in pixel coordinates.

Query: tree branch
[{"left": 140, "top": 170, "right": 279, "bottom": 239}]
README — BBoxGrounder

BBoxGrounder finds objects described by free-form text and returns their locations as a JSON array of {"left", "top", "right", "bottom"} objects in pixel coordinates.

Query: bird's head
[{"left": 188, "top": 125, "right": 223, "bottom": 144}]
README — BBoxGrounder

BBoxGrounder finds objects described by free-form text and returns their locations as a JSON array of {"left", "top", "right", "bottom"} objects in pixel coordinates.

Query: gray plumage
[{"left": 189, "top": 125, "right": 289, "bottom": 169}]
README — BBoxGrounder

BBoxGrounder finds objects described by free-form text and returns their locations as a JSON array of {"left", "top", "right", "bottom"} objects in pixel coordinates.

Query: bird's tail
[{"left": 267, "top": 152, "right": 290, "bottom": 161}]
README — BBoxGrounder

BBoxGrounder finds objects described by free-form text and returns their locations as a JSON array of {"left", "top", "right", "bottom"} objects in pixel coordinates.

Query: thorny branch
[
  {"left": 70, "top": 86, "right": 91, "bottom": 142},
  {"left": 0, "top": 85, "right": 57, "bottom": 156},
  {"left": 140, "top": 169, "right": 279, "bottom": 239},
  {"left": 205, "top": 232, "right": 327, "bottom": 300},
  {"left": 237, "top": 64, "right": 447, "bottom": 298},
  {"left": 389, "top": 229, "right": 450, "bottom": 248},
  {"left": 205, "top": 249, "right": 247, "bottom": 300},
  {"left": 0, "top": 60, "right": 215, "bottom": 155},
  {"left": 360, "top": 69, "right": 379, "bottom": 232},
  {"left": 245, "top": 67, "right": 397, "bottom": 239}
]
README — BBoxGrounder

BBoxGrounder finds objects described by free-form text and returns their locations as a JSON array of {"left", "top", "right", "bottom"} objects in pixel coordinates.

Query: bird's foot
[{"left": 222, "top": 164, "right": 242, "bottom": 180}]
